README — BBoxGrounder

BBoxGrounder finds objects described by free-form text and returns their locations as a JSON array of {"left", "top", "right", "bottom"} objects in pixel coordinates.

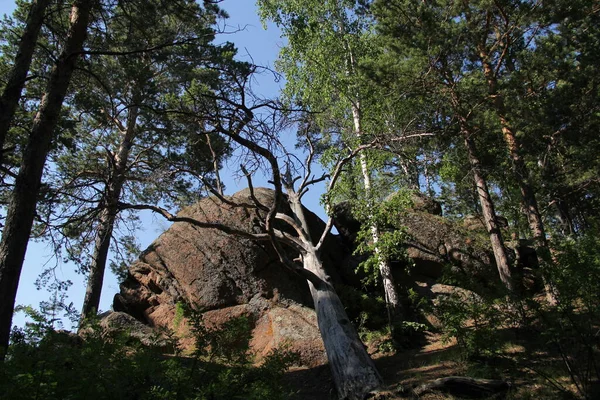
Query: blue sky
[{"left": 0, "top": 0, "right": 327, "bottom": 330}]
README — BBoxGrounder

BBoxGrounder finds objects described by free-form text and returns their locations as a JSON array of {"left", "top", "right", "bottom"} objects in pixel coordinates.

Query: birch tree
[{"left": 258, "top": 0, "right": 406, "bottom": 330}]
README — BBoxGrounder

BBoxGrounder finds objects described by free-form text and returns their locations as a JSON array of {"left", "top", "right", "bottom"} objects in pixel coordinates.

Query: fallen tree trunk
[{"left": 413, "top": 376, "right": 510, "bottom": 398}]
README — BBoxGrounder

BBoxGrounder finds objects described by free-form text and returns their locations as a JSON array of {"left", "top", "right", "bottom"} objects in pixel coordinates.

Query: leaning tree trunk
[
  {"left": 303, "top": 250, "right": 384, "bottom": 400},
  {"left": 352, "top": 103, "right": 403, "bottom": 328},
  {"left": 80, "top": 104, "right": 138, "bottom": 322},
  {"left": 458, "top": 115, "right": 514, "bottom": 292},
  {"left": 288, "top": 192, "right": 384, "bottom": 399},
  {"left": 479, "top": 51, "right": 556, "bottom": 303},
  {"left": 0, "top": 0, "right": 93, "bottom": 360},
  {"left": 81, "top": 207, "right": 117, "bottom": 322},
  {"left": 0, "top": 0, "right": 52, "bottom": 166}
]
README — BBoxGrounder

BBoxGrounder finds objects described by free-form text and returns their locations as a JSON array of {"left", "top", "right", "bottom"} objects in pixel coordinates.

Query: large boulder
[
  {"left": 393, "top": 211, "right": 496, "bottom": 282},
  {"left": 332, "top": 197, "right": 498, "bottom": 286},
  {"left": 113, "top": 188, "right": 343, "bottom": 366}
]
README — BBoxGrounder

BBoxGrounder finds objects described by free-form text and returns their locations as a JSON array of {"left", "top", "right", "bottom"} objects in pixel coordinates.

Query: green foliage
[
  {"left": 427, "top": 234, "right": 600, "bottom": 398},
  {"left": 335, "top": 283, "right": 387, "bottom": 330},
  {"left": 534, "top": 234, "right": 600, "bottom": 398},
  {"left": 354, "top": 191, "right": 413, "bottom": 285},
  {"left": 1, "top": 307, "right": 298, "bottom": 400},
  {"left": 191, "top": 313, "right": 254, "bottom": 365},
  {"left": 173, "top": 301, "right": 186, "bottom": 329},
  {"left": 435, "top": 293, "right": 506, "bottom": 359}
]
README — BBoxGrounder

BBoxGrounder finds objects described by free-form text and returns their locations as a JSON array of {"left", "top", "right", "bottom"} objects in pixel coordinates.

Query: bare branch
[
  {"left": 117, "top": 201, "right": 272, "bottom": 241},
  {"left": 315, "top": 142, "right": 374, "bottom": 251},
  {"left": 275, "top": 212, "right": 310, "bottom": 243},
  {"left": 241, "top": 164, "right": 270, "bottom": 212}
]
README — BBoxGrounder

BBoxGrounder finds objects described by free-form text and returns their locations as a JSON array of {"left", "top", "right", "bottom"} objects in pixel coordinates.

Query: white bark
[
  {"left": 352, "top": 103, "right": 402, "bottom": 324},
  {"left": 287, "top": 191, "right": 383, "bottom": 399},
  {"left": 303, "top": 251, "right": 383, "bottom": 400}
]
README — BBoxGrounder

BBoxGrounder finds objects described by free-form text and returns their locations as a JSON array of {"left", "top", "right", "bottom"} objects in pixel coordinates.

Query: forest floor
[{"left": 282, "top": 330, "right": 584, "bottom": 400}]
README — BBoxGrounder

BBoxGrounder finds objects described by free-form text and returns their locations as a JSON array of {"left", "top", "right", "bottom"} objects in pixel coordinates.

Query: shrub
[{"left": 1, "top": 307, "right": 298, "bottom": 400}]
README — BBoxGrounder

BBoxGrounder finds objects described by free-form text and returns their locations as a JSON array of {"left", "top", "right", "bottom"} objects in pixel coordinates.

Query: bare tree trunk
[
  {"left": 304, "top": 250, "right": 384, "bottom": 400},
  {"left": 479, "top": 51, "right": 555, "bottom": 303},
  {"left": 0, "top": 0, "right": 93, "bottom": 360},
  {"left": 351, "top": 103, "right": 403, "bottom": 330},
  {"left": 0, "top": 0, "right": 52, "bottom": 166},
  {"left": 288, "top": 192, "right": 384, "bottom": 400},
  {"left": 459, "top": 117, "right": 514, "bottom": 292},
  {"left": 205, "top": 133, "right": 224, "bottom": 196},
  {"left": 81, "top": 104, "right": 138, "bottom": 322}
]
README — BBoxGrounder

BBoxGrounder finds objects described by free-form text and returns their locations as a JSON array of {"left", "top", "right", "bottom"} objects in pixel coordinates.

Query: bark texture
[
  {"left": 458, "top": 115, "right": 514, "bottom": 292},
  {"left": 303, "top": 251, "right": 384, "bottom": 400},
  {"left": 288, "top": 192, "right": 384, "bottom": 399},
  {"left": 0, "top": 0, "right": 52, "bottom": 165},
  {"left": 0, "top": 0, "right": 93, "bottom": 359},
  {"left": 81, "top": 104, "right": 139, "bottom": 322}
]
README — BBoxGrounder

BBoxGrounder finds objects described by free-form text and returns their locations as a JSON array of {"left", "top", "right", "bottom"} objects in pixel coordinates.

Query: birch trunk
[
  {"left": 352, "top": 103, "right": 403, "bottom": 327},
  {"left": 0, "top": 0, "right": 93, "bottom": 359},
  {"left": 0, "top": 0, "right": 52, "bottom": 166},
  {"left": 288, "top": 192, "right": 383, "bottom": 400},
  {"left": 334, "top": 3, "right": 403, "bottom": 326},
  {"left": 81, "top": 104, "right": 138, "bottom": 321}
]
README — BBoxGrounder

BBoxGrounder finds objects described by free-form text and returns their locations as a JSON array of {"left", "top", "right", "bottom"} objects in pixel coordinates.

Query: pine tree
[
  {"left": 372, "top": 0, "right": 515, "bottom": 291},
  {"left": 36, "top": 0, "right": 234, "bottom": 322},
  {"left": 0, "top": 0, "right": 95, "bottom": 360}
]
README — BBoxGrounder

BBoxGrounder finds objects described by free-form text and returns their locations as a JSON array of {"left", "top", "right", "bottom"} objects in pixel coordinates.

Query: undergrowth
[
  {"left": 0, "top": 306, "right": 299, "bottom": 400},
  {"left": 427, "top": 233, "right": 600, "bottom": 399}
]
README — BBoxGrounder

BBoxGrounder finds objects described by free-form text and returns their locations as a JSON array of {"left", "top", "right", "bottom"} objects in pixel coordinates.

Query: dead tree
[{"left": 120, "top": 68, "right": 385, "bottom": 399}]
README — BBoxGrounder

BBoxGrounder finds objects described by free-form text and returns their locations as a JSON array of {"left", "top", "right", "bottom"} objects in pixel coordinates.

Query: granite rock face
[
  {"left": 112, "top": 188, "right": 538, "bottom": 366},
  {"left": 113, "top": 188, "right": 342, "bottom": 366}
]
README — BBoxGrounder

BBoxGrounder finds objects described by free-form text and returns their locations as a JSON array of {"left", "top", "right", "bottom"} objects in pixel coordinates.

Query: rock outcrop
[
  {"left": 112, "top": 187, "right": 539, "bottom": 366},
  {"left": 333, "top": 196, "right": 497, "bottom": 286},
  {"left": 332, "top": 194, "right": 539, "bottom": 297},
  {"left": 113, "top": 188, "right": 344, "bottom": 366}
]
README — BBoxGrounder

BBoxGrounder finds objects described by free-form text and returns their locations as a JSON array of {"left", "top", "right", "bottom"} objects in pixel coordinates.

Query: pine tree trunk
[
  {"left": 81, "top": 208, "right": 115, "bottom": 321},
  {"left": 352, "top": 103, "right": 403, "bottom": 328},
  {"left": 0, "top": 0, "right": 52, "bottom": 166},
  {"left": 0, "top": 0, "right": 93, "bottom": 360},
  {"left": 80, "top": 104, "right": 138, "bottom": 322},
  {"left": 287, "top": 192, "right": 384, "bottom": 400},
  {"left": 479, "top": 51, "right": 556, "bottom": 303},
  {"left": 459, "top": 117, "right": 514, "bottom": 292}
]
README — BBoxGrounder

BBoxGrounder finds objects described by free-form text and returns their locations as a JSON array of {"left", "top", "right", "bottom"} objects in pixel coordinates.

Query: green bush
[
  {"left": 435, "top": 293, "right": 506, "bottom": 359},
  {"left": 0, "top": 308, "right": 298, "bottom": 400}
]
